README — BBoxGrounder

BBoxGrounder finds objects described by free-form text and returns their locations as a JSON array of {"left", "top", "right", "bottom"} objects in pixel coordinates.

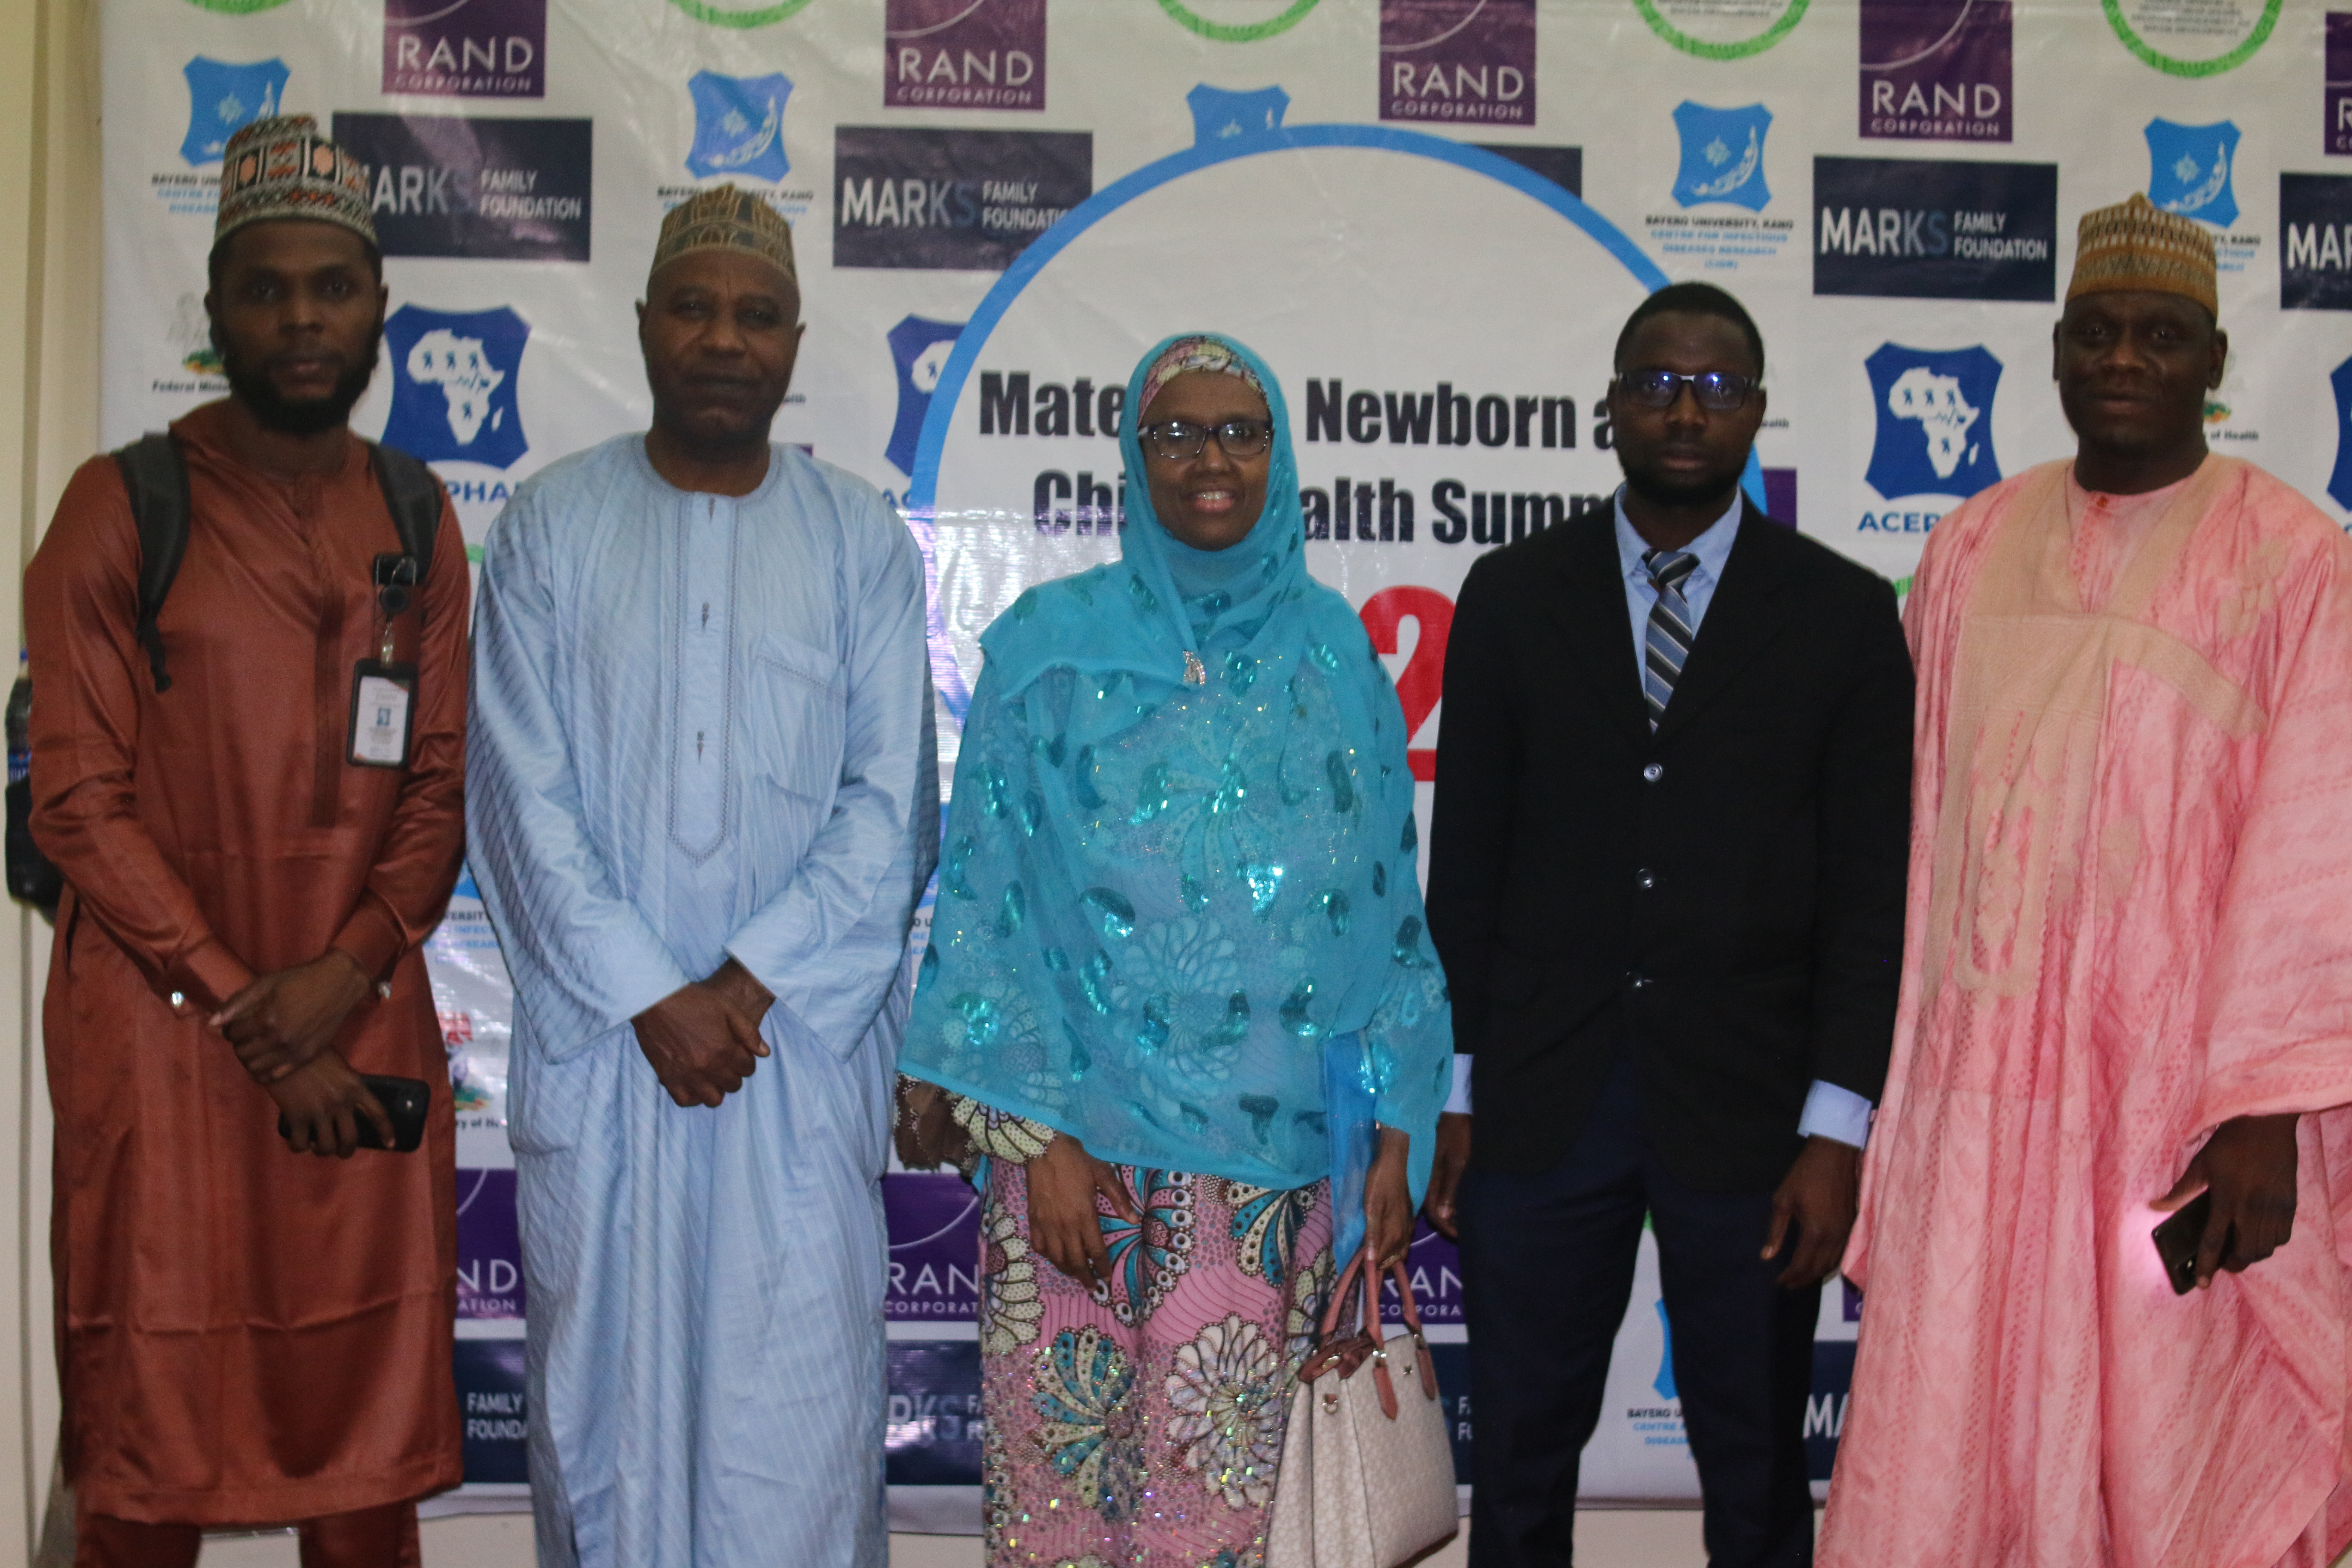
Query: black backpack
[{"left": 5, "top": 434, "right": 444, "bottom": 913}]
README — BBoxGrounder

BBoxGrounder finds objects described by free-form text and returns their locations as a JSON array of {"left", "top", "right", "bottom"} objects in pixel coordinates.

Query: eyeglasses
[
  {"left": 1139, "top": 418, "right": 1275, "bottom": 462},
  {"left": 1612, "top": 369, "right": 1758, "bottom": 412}
]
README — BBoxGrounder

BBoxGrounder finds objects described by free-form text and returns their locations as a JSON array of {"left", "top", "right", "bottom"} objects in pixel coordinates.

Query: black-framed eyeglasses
[
  {"left": 1612, "top": 369, "right": 1758, "bottom": 412},
  {"left": 1140, "top": 418, "right": 1275, "bottom": 462}
]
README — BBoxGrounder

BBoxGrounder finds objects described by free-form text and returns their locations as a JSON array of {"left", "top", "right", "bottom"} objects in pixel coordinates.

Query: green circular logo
[
  {"left": 1155, "top": 0, "right": 1321, "bottom": 42},
  {"left": 2102, "top": 0, "right": 2279, "bottom": 76},
  {"left": 1631, "top": 0, "right": 1808, "bottom": 58},
  {"left": 669, "top": 0, "right": 815, "bottom": 28},
  {"left": 181, "top": 0, "right": 295, "bottom": 12}
]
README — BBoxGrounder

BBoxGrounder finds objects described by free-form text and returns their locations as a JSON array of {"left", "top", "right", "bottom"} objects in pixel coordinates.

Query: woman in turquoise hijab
[{"left": 898, "top": 332, "right": 1451, "bottom": 1566}]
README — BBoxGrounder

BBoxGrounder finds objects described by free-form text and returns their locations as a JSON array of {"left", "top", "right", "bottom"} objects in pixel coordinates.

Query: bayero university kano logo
[
  {"left": 180, "top": 57, "right": 288, "bottom": 167},
  {"left": 383, "top": 304, "right": 531, "bottom": 471},
  {"left": 1861, "top": 343, "right": 2002, "bottom": 532},
  {"left": 687, "top": 70, "right": 792, "bottom": 184},
  {"left": 1672, "top": 101, "right": 1772, "bottom": 212},
  {"left": 2145, "top": 118, "right": 2240, "bottom": 231}
]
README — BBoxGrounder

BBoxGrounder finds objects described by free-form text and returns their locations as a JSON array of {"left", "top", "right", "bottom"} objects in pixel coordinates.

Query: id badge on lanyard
[{"left": 350, "top": 553, "right": 419, "bottom": 770}]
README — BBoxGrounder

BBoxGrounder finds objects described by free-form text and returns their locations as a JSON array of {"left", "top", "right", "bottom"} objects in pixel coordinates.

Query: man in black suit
[{"left": 1423, "top": 283, "right": 1913, "bottom": 1568}]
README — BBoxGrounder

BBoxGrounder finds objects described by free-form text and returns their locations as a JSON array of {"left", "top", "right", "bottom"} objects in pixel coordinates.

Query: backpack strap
[
  {"left": 111, "top": 433, "right": 190, "bottom": 695},
  {"left": 368, "top": 442, "right": 442, "bottom": 619}
]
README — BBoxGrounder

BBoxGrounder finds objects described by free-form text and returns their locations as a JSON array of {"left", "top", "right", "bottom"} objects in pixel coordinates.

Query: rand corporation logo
[
  {"left": 888, "top": 315, "right": 966, "bottom": 478},
  {"left": 1672, "top": 102, "right": 1772, "bottom": 212},
  {"left": 383, "top": 304, "right": 531, "bottom": 469},
  {"left": 833, "top": 128, "right": 1092, "bottom": 271},
  {"left": 1862, "top": 343, "right": 2002, "bottom": 530},
  {"left": 384, "top": 0, "right": 545, "bottom": 98},
  {"left": 2145, "top": 119, "right": 2240, "bottom": 231},
  {"left": 334, "top": 114, "right": 592, "bottom": 262},
  {"left": 1380, "top": 0, "right": 1536, "bottom": 126},
  {"left": 687, "top": 71, "right": 792, "bottom": 183},
  {"left": 1814, "top": 156, "right": 2055, "bottom": 300},
  {"left": 886, "top": 0, "right": 1045, "bottom": 112},
  {"left": 2331, "top": 15, "right": 2352, "bottom": 157},
  {"left": 2282, "top": 173, "right": 2352, "bottom": 310},
  {"left": 1858, "top": 0, "right": 2010, "bottom": 143},
  {"left": 180, "top": 57, "right": 287, "bottom": 166}
]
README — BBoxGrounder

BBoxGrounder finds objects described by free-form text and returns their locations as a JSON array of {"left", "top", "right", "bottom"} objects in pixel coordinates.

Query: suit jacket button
[
  {"left": 1628, "top": 971, "right": 1652, "bottom": 990},
  {"left": 1637, "top": 869, "right": 1656, "bottom": 890},
  {"left": 1642, "top": 763, "right": 1663, "bottom": 782}
]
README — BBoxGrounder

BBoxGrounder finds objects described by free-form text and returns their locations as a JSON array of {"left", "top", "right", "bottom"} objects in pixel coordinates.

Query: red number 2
[{"left": 1359, "top": 586, "right": 1453, "bottom": 781}]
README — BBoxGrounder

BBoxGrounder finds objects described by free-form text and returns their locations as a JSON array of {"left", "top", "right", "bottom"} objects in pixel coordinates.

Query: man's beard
[
  {"left": 1623, "top": 457, "right": 1743, "bottom": 510},
  {"left": 219, "top": 336, "right": 381, "bottom": 438}
]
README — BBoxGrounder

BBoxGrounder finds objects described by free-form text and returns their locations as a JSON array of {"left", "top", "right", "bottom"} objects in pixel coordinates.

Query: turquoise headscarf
[{"left": 902, "top": 332, "right": 1452, "bottom": 1203}]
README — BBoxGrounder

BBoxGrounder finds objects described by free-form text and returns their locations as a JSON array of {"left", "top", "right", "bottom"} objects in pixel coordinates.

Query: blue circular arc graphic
[{"left": 906, "top": 115, "right": 1753, "bottom": 721}]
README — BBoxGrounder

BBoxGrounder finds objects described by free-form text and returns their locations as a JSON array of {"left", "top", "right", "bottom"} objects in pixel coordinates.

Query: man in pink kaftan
[{"left": 1821, "top": 195, "right": 2352, "bottom": 1568}]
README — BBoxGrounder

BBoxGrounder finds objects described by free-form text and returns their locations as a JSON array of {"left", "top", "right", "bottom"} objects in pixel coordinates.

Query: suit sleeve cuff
[
  {"left": 1799, "top": 1078, "right": 1874, "bottom": 1148},
  {"left": 1444, "top": 1053, "right": 1474, "bottom": 1115},
  {"left": 169, "top": 937, "right": 255, "bottom": 1013},
  {"left": 331, "top": 893, "right": 409, "bottom": 983}
]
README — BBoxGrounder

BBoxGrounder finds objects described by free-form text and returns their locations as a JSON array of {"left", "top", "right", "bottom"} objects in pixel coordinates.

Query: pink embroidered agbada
[{"left": 1822, "top": 455, "right": 2352, "bottom": 1568}]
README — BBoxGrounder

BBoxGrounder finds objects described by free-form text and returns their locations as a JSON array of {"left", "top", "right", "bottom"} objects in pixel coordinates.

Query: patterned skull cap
[
  {"left": 650, "top": 184, "right": 798, "bottom": 286},
  {"left": 1137, "top": 334, "right": 1266, "bottom": 418},
  {"left": 2067, "top": 192, "right": 2218, "bottom": 318},
  {"left": 215, "top": 115, "right": 376, "bottom": 249}
]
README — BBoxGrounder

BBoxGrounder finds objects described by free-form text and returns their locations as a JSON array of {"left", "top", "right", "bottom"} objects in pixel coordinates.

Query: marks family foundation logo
[
  {"left": 1633, "top": 0, "right": 1807, "bottom": 59},
  {"left": 688, "top": 71, "right": 792, "bottom": 183},
  {"left": 384, "top": 0, "right": 544, "bottom": 98},
  {"left": 1380, "top": 0, "right": 1535, "bottom": 126},
  {"left": 2283, "top": 173, "right": 2352, "bottom": 310},
  {"left": 1861, "top": 342, "right": 2001, "bottom": 534},
  {"left": 888, "top": 315, "right": 967, "bottom": 477},
  {"left": 181, "top": 57, "right": 287, "bottom": 166},
  {"left": 384, "top": 304, "right": 531, "bottom": 469},
  {"left": 2145, "top": 119, "right": 2239, "bottom": 231},
  {"left": 886, "top": 0, "right": 1045, "bottom": 112},
  {"left": 1673, "top": 101, "right": 1771, "bottom": 210},
  {"left": 2104, "top": 0, "right": 2278, "bottom": 77},
  {"left": 334, "top": 114, "right": 592, "bottom": 261},
  {"left": 833, "top": 127, "right": 1091, "bottom": 271},
  {"left": 1859, "top": 0, "right": 2010, "bottom": 142},
  {"left": 1155, "top": 0, "right": 1321, "bottom": 41},
  {"left": 1814, "top": 155, "right": 2055, "bottom": 299}
]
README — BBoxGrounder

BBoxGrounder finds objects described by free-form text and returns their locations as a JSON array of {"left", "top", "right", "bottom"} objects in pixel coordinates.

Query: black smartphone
[
  {"left": 2152, "top": 1191, "right": 2214, "bottom": 1295},
  {"left": 277, "top": 1073, "right": 430, "bottom": 1154}
]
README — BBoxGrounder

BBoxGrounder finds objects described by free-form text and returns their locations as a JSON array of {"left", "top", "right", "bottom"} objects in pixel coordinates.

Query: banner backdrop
[{"left": 101, "top": 0, "right": 2343, "bottom": 1526}]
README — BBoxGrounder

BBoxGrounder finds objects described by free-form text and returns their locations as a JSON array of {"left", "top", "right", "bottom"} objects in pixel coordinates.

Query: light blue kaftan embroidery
[{"left": 466, "top": 435, "right": 938, "bottom": 1568}]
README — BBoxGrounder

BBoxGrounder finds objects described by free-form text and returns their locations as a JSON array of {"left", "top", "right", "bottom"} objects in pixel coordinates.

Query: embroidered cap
[
  {"left": 2067, "top": 192, "right": 2218, "bottom": 318},
  {"left": 215, "top": 115, "right": 376, "bottom": 249},
  {"left": 649, "top": 184, "right": 798, "bottom": 285}
]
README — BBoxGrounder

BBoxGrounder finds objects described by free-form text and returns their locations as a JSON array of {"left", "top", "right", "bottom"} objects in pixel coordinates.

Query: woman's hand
[
  {"left": 1026, "top": 1132, "right": 1142, "bottom": 1289},
  {"left": 1365, "top": 1125, "right": 1414, "bottom": 1272}
]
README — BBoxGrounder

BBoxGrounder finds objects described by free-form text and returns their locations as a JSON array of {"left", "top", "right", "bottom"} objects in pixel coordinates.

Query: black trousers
[{"left": 1461, "top": 1058, "right": 1819, "bottom": 1568}]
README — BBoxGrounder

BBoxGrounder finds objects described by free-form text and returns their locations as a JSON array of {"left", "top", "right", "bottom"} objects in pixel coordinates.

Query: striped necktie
[{"left": 1642, "top": 548, "right": 1699, "bottom": 730}]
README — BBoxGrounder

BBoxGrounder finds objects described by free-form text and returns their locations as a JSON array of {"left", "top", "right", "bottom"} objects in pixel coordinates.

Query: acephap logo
[
  {"left": 1859, "top": 342, "right": 2003, "bottom": 532},
  {"left": 833, "top": 127, "right": 1091, "bottom": 271},
  {"left": 1813, "top": 156, "right": 2054, "bottom": 300},
  {"left": 383, "top": 303, "right": 532, "bottom": 470}
]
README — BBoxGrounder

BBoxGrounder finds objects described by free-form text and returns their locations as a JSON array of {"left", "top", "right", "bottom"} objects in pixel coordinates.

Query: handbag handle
[{"left": 1299, "top": 1246, "right": 1439, "bottom": 1414}]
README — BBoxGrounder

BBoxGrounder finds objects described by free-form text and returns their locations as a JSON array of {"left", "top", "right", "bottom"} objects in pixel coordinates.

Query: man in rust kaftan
[{"left": 23, "top": 116, "right": 465, "bottom": 1567}]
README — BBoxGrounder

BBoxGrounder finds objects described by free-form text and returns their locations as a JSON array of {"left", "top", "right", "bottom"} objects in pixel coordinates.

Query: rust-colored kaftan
[{"left": 25, "top": 402, "right": 467, "bottom": 1525}]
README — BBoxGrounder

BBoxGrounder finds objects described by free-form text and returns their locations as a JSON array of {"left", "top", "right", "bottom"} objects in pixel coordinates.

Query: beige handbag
[{"left": 1264, "top": 1250, "right": 1459, "bottom": 1568}]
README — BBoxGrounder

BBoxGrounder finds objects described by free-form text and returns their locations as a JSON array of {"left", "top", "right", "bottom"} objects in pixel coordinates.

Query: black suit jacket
[{"left": 1425, "top": 502, "right": 1913, "bottom": 1190}]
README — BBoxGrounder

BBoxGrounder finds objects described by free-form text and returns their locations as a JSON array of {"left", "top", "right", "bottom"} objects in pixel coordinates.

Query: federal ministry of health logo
[
  {"left": 687, "top": 70, "right": 793, "bottom": 183},
  {"left": 1672, "top": 101, "right": 1772, "bottom": 211},
  {"left": 179, "top": 57, "right": 288, "bottom": 167},
  {"left": 1864, "top": 342, "right": 2002, "bottom": 499},
  {"left": 2145, "top": 119, "right": 2240, "bottom": 230},
  {"left": 383, "top": 304, "right": 531, "bottom": 469}
]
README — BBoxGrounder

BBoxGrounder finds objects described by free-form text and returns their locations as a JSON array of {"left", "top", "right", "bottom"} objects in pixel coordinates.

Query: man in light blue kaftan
[{"left": 466, "top": 188, "right": 939, "bottom": 1568}]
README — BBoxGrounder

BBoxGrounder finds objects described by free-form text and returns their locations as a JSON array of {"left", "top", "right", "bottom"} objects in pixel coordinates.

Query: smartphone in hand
[
  {"left": 277, "top": 1073, "right": 430, "bottom": 1154},
  {"left": 2152, "top": 1191, "right": 2214, "bottom": 1295}
]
